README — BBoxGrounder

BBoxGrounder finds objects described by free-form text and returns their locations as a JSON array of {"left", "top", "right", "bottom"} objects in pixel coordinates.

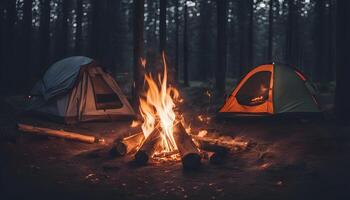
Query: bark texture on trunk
[
  {"left": 216, "top": 0, "right": 228, "bottom": 97},
  {"left": 133, "top": 0, "right": 145, "bottom": 110},
  {"left": 335, "top": 0, "right": 350, "bottom": 121}
]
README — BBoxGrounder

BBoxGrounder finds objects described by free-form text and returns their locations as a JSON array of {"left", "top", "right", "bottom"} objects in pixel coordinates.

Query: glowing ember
[
  {"left": 198, "top": 130, "right": 208, "bottom": 137},
  {"left": 139, "top": 52, "right": 181, "bottom": 154},
  {"left": 259, "top": 163, "right": 271, "bottom": 170},
  {"left": 197, "top": 115, "right": 211, "bottom": 124},
  {"left": 251, "top": 95, "right": 264, "bottom": 103}
]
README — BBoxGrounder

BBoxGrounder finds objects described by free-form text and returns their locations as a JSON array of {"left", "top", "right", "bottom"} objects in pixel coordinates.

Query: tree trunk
[
  {"left": 238, "top": 0, "right": 246, "bottom": 76},
  {"left": 183, "top": 1, "right": 189, "bottom": 87},
  {"left": 56, "top": 0, "right": 69, "bottom": 59},
  {"left": 314, "top": 0, "right": 329, "bottom": 83},
  {"left": 75, "top": 0, "right": 83, "bottom": 54},
  {"left": 174, "top": 0, "right": 179, "bottom": 82},
  {"left": 247, "top": 0, "right": 254, "bottom": 68},
  {"left": 22, "top": 0, "right": 33, "bottom": 88},
  {"left": 0, "top": 1, "right": 3, "bottom": 84},
  {"left": 238, "top": 0, "right": 252, "bottom": 75},
  {"left": 197, "top": 1, "right": 213, "bottom": 81},
  {"left": 133, "top": 0, "right": 145, "bottom": 110},
  {"left": 89, "top": 0, "right": 99, "bottom": 60},
  {"left": 325, "top": 0, "right": 334, "bottom": 81},
  {"left": 329, "top": 0, "right": 337, "bottom": 81},
  {"left": 105, "top": 0, "right": 120, "bottom": 75},
  {"left": 335, "top": 0, "right": 350, "bottom": 121},
  {"left": 286, "top": 0, "right": 298, "bottom": 66},
  {"left": 3, "top": 0, "right": 16, "bottom": 92},
  {"left": 268, "top": 0, "right": 274, "bottom": 62},
  {"left": 62, "top": 0, "right": 70, "bottom": 56},
  {"left": 159, "top": 0, "right": 166, "bottom": 54},
  {"left": 39, "top": 0, "right": 51, "bottom": 74},
  {"left": 216, "top": 0, "right": 227, "bottom": 97}
]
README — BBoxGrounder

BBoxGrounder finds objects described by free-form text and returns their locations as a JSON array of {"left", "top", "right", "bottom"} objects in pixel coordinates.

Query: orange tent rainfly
[{"left": 219, "top": 63, "right": 321, "bottom": 117}]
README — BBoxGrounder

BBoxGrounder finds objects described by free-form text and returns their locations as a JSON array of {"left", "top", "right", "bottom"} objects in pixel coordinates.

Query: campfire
[
  {"left": 17, "top": 52, "right": 251, "bottom": 170},
  {"left": 17, "top": 52, "right": 251, "bottom": 171},
  {"left": 111, "top": 53, "right": 250, "bottom": 169}
]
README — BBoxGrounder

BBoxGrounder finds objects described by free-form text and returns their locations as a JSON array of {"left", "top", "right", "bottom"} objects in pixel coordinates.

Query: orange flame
[{"left": 139, "top": 52, "right": 180, "bottom": 153}]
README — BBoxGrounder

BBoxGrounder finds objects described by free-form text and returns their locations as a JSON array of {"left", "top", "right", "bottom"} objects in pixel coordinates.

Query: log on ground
[
  {"left": 17, "top": 123, "right": 104, "bottom": 144},
  {"left": 195, "top": 139, "right": 229, "bottom": 164}
]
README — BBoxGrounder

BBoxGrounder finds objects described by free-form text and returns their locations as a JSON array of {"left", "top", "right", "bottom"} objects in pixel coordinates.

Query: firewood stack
[{"left": 110, "top": 122, "right": 250, "bottom": 170}]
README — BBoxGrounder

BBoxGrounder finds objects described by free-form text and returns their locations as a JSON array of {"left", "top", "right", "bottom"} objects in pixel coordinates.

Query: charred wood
[
  {"left": 173, "top": 123, "right": 201, "bottom": 170},
  {"left": 134, "top": 126, "right": 161, "bottom": 165},
  {"left": 110, "top": 132, "right": 145, "bottom": 157}
]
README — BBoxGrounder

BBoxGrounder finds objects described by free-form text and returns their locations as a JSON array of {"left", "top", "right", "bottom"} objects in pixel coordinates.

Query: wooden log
[
  {"left": 134, "top": 126, "right": 161, "bottom": 165},
  {"left": 191, "top": 135, "right": 248, "bottom": 151},
  {"left": 173, "top": 123, "right": 201, "bottom": 170},
  {"left": 196, "top": 139, "right": 229, "bottom": 155},
  {"left": 110, "top": 132, "right": 145, "bottom": 157},
  {"left": 196, "top": 139, "right": 229, "bottom": 165},
  {"left": 209, "top": 151, "right": 227, "bottom": 165},
  {"left": 17, "top": 123, "right": 104, "bottom": 144},
  {"left": 123, "top": 125, "right": 143, "bottom": 138}
]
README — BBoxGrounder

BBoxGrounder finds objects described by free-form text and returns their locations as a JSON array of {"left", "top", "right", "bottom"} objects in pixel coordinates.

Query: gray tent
[
  {"left": 219, "top": 63, "right": 321, "bottom": 117},
  {"left": 28, "top": 56, "right": 135, "bottom": 123}
]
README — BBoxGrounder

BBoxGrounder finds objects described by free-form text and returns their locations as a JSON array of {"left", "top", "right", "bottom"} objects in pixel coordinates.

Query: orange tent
[{"left": 219, "top": 64, "right": 321, "bottom": 117}]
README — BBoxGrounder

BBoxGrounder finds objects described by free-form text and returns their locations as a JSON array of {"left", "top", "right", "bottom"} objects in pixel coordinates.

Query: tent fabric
[
  {"left": 220, "top": 64, "right": 275, "bottom": 114},
  {"left": 219, "top": 63, "right": 320, "bottom": 116},
  {"left": 273, "top": 64, "right": 320, "bottom": 113},
  {"left": 28, "top": 56, "right": 135, "bottom": 123},
  {"left": 31, "top": 56, "right": 93, "bottom": 100}
]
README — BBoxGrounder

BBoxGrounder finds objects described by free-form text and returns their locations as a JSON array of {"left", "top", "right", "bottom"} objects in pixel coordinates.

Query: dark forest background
[{"left": 0, "top": 0, "right": 349, "bottom": 120}]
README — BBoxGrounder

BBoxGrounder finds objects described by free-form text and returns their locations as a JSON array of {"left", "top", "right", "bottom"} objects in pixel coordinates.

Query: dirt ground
[{"left": 1, "top": 90, "right": 350, "bottom": 200}]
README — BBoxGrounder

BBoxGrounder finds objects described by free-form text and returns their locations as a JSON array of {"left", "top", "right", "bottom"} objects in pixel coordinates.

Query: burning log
[
  {"left": 134, "top": 126, "right": 161, "bottom": 165},
  {"left": 191, "top": 135, "right": 248, "bottom": 152},
  {"left": 196, "top": 140, "right": 229, "bottom": 165},
  {"left": 196, "top": 139, "right": 229, "bottom": 155},
  {"left": 110, "top": 132, "right": 145, "bottom": 157},
  {"left": 17, "top": 123, "right": 104, "bottom": 144},
  {"left": 125, "top": 124, "right": 143, "bottom": 137},
  {"left": 173, "top": 123, "right": 201, "bottom": 170},
  {"left": 192, "top": 134, "right": 250, "bottom": 165}
]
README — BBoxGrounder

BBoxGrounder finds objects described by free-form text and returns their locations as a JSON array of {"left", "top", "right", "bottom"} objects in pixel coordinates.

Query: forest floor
[{"left": 0, "top": 85, "right": 349, "bottom": 200}]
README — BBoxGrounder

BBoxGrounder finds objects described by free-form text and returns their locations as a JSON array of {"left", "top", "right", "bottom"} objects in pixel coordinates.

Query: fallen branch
[{"left": 18, "top": 123, "right": 104, "bottom": 144}]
